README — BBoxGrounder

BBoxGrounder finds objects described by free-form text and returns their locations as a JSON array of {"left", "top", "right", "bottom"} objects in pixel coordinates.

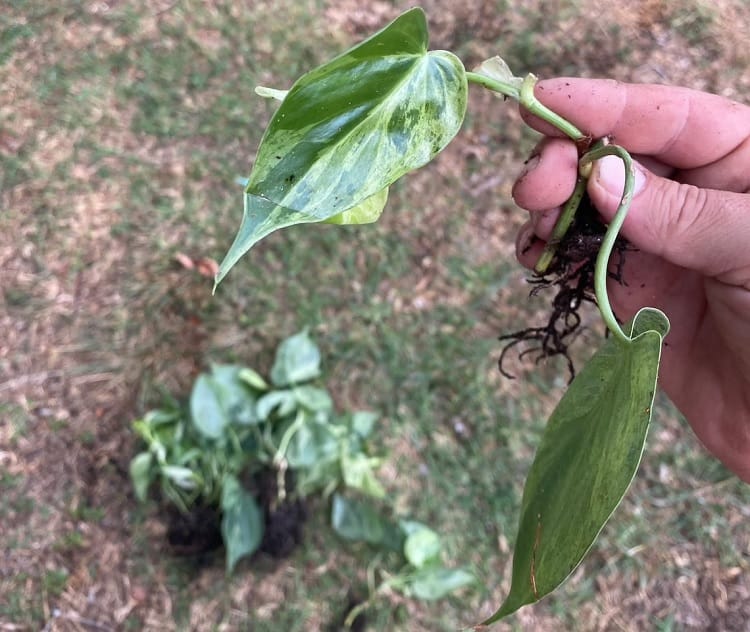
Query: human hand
[{"left": 512, "top": 78, "right": 750, "bottom": 482}]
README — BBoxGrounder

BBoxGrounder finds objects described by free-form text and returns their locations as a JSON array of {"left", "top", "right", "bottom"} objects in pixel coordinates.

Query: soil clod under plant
[
  {"left": 499, "top": 193, "right": 630, "bottom": 381},
  {"left": 249, "top": 468, "right": 308, "bottom": 559},
  {"left": 163, "top": 468, "right": 308, "bottom": 561},
  {"left": 166, "top": 504, "right": 224, "bottom": 557}
]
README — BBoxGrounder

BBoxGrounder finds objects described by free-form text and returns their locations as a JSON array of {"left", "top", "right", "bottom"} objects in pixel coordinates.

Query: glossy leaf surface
[
  {"left": 216, "top": 8, "right": 467, "bottom": 283},
  {"left": 323, "top": 188, "right": 389, "bottom": 225},
  {"left": 485, "top": 308, "right": 669, "bottom": 623}
]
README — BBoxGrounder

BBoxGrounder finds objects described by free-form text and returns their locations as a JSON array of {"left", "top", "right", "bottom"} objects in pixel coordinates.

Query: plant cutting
[{"left": 211, "top": 8, "right": 670, "bottom": 624}]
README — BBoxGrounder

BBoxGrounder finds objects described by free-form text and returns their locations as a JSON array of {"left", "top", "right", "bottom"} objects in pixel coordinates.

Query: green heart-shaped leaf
[
  {"left": 270, "top": 330, "right": 322, "bottom": 387},
  {"left": 216, "top": 7, "right": 467, "bottom": 284},
  {"left": 404, "top": 566, "right": 476, "bottom": 601},
  {"left": 484, "top": 308, "right": 669, "bottom": 623},
  {"left": 189, "top": 374, "right": 229, "bottom": 439}
]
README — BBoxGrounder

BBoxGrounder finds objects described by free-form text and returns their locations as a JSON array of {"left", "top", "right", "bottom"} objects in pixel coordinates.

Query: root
[{"left": 499, "top": 194, "right": 629, "bottom": 381}]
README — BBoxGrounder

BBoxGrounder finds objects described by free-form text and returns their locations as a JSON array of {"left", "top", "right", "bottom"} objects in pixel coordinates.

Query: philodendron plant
[{"left": 212, "top": 8, "right": 669, "bottom": 624}]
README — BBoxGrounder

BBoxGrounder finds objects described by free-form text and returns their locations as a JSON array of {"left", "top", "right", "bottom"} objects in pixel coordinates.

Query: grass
[{"left": 2, "top": 0, "right": 750, "bottom": 630}]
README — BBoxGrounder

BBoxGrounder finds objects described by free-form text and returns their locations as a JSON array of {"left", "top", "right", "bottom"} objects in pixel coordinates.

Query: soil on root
[{"left": 499, "top": 193, "right": 630, "bottom": 381}]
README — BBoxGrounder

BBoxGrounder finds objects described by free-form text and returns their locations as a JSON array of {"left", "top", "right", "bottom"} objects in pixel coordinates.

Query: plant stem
[
  {"left": 465, "top": 71, "right": 520, "bottom": 100},
  {"left": 579, "top": 144, "right": 635, "bottom": 344},
  {"left": 274, "top": 410, "right": 305, "bottom": 465},
  {"left": 534, "top": 176, "right": 588, "bottom": 275},
  {"left": 519, "top": 74, "right": 587, "bottom": 143},
  {"left": 466, "top": 72, "right": 586, "bottom": 142},
  {"left": 469, "top": 66, "right": 633, "bottom": 342}
]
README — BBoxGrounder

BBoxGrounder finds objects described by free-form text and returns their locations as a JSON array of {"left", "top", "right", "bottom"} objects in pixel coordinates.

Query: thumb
[{"left": 588, "top": 155, "right": 750, "bottom": 282}]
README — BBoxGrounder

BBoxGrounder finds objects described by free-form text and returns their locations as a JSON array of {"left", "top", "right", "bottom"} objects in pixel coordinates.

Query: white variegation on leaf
[{"left": 215, "top": 8, "right": 467, "bottom": 285}]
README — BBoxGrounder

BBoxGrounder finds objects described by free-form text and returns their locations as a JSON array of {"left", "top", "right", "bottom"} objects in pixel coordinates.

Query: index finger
[{"left": 520, "top": 78, "right": 750, "bottom": 170}]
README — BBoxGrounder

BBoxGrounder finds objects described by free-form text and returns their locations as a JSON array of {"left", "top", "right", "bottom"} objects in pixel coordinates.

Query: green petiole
[
  {"left": 579, "top": 144, "right": 635, "bottom": 344},
  {"left": 466, "top": 72, "right": 587, "bottom": 143}
]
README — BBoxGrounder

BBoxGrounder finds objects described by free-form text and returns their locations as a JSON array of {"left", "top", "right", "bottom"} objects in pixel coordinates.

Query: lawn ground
[{"left": 2, "top": 1, "right": 750, "bottom": 630}]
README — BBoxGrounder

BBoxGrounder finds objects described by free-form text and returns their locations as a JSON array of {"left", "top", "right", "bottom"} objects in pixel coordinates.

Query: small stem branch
[
  {"left": 519, "top": 74, "right": 587, "bottom": 143},
  {"left": 534, "top": 176, "right": 588, "bottom": 275},
  {"left": 274, "top": 410, "right": 305, "bottom": 465},
  {"left": 579, "top": 144, "right": 635, "bottom": 344},
  {"left": 465, "top": 71, "right": 520, "bottom": 99},
  {"left": 466, "top": 72, "right": 586, "bottom": 142}
]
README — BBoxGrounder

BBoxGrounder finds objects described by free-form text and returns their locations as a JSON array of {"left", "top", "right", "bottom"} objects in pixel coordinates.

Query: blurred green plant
[
  {"left": 130, "top": 328, "right": 475, "bottom": 610},
  {"left": 332, "top": 495, "right": 476, "bottom": 626},
  {"left": 130, "top": 330, "right": 387, "bottom": 572}
]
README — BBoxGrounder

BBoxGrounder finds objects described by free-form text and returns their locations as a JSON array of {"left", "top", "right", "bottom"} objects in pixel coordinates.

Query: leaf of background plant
[
  {"left": 161, "top": 465, "right": 200, "bottom": 490},
  {"left": 404, "top": 526, "right": 442, "bottom": 568},
  {"left": 285, "top": 420, "right": 339, "bottom": 468},
  {"left": 484, "top": 308, "right": 669, "bottom": 623},
  {"left": 341, "top": 451, "right": 386, "bottom": 499},
  {"left": 215, "top": 7, "right": 468, "bottom": 284},
  {"left": 405, "top": 567, "right": 476, "bottom": 601},
  {"left": 270, "top": 330, "right": 322, "bottom": 387},
  {"left": 190, "top": 374, "right": 229, "bottom": 439},
  {"left": 256, "top": 390, "right": 297, "bottom": 421},
  {"left": 349, "top": 411, "right": 379, "bottom": 438},
  {"left": 294, "top": 456, "right": 341, "bottom": 496},
  {"left": 293, "top": 385, "right": 333, "bottom": 412},
  {"left": 221, "top": 474, "right": 264, "bottom": 573},
  {"left": 238, "top": 367, "right": 269, "bottom": 391},
  {"left": 331, "top": 494, "right": 403, "bottom": 551},
  {"left": 210, "top": 365, "right": 259, "bottom": 425},
  {"left": 129, "top": 452, "right": 153, "bottom": 502}
]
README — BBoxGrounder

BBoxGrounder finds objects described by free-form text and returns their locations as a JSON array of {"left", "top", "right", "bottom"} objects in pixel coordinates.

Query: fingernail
[
  {"left": 594, "top": 155, "right": 646, "bottom": 197},
  {"left": 516, "top": 221, "right": 535, "bottom": 254}
]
